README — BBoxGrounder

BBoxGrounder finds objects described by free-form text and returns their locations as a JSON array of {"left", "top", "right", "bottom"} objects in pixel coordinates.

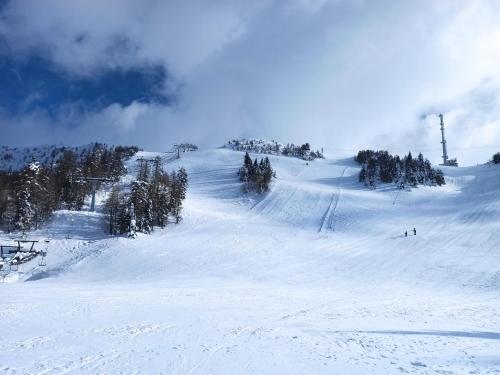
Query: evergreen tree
[
  {"left": 359, "top": 163, "right": 367, "bottom": 183},
  {"left": 366, "top": 157, "right": 378, "bottom": 188},
  {"left": 3, "top": 195, "right": 16, "bottom": 232},
  {"left": 130, "top": 180, "right": 153, "bottom": 233},
  {"left": 354, "top": 149, "right": 445, "bottom": 189},
  {"left": 109, "top": 150, "right": 126, "bottom": 180},
  {"left": 244, "top": 152, "right": 253, "bottom": 170},
  {"left": 262, "top": 157, "right": 273, "bottom": 191},
  {"left": 394, "top": 156, "right": 404, "bottom": 188},
  {"left": 104, "top": 185, "right": 122, "bottom": 234},
  {"left": 155, "top": 183, "right": 170, "bottom": 228},
  {"left": 128, "top": 202, "right": 137, "bottom": 238},
  {"left": 434, "top": 169, "right": 445, "bottom": 186},
  {"left": 14, "top": 188, "right": 34, "bottom": 232},
  {"left": 415, "top": 153, "right": 426, "bottom": 184},
  {"left": 137, "top": 161, "right": 150, "bottom": 182},
  {"left": 54, "top": 150, "right": 78, "bottom": 205},
  {"left": 239, "top": 154, "right": 274, "bottom": 193},
  {"left": 0, "top": 143, "right": 180, "bottom": 235},
  {"left": 169, "top": 171, "right": 183, "bottom": 224},
  {"left": 0, "top": 171, "right": 15, "bottom": 230},
  {"left": 13, "top": 162, "right": 45, "bottom": 231},
  {"left": 404, "top": 152, "right": 417, "bottom": 187},
  {"left": 177, "top": 167, "right": 188, "bottom": 200}
]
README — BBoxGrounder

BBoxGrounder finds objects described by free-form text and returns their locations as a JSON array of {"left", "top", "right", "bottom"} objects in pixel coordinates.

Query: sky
[{"left": 0, "top": 0, "right": 499, "bottom": 165}]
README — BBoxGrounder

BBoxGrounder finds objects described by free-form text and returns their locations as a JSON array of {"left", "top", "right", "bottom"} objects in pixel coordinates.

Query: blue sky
[
  {"left": 0, "top": 52, "right": 169, "bottom": 117},
  {"left": 0, "top": 0, "right": 499, "bottom": 165}
]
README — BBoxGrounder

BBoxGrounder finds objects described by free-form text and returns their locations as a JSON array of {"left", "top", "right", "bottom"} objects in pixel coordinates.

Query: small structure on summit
[{"left": 439, "top": 114, "right": 458, "bottom": 167}]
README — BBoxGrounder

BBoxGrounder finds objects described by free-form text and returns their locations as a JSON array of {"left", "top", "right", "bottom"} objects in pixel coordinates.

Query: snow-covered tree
[
  {"left": 354, "top": 150, "right": 445, "bottom": 189},
  {"left": 104, "top": 163, "right": 188, "bottom": 236},
  {"left": 226, "top": 139, "right": 324, "bottom": 161},
  {"left": 14, "top": 188, "right": 34, "bottom": 232},
  {"left": 104, "top": 185, "right": 122, "bottom": 235},
  {"left": 128, "top": 202, "right": 137, "bottom": 238},
  {"left": 169, "top": 171, "right": 183, "bottom": 224},
  {"left": 130, "top": 180, "right": 153, "bottom": 233},
  {"left": 239, "top": 153, "right": 274, "bottom": 193},
  {"left": 14, "top": 162, "right": 45, "bottom": 231}
]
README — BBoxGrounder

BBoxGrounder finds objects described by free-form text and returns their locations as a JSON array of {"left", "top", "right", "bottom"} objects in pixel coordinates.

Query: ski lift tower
[
  {"left": 74, "top": 176, "right": 113, "bottom": 211},
  {"left": 439, "top": 114, "right": 458, "bottom": 167},
  {"left": 136, "top": 157, "right": 161, "bottom": 169},
  {"left": 136, "top": 157, "right": 163, "bottom": 181}
]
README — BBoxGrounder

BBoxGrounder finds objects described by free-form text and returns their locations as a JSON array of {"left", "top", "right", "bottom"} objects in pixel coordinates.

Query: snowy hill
[
  {"left": 0, "top": 144, "right": 93, "bottom": 171},
  {"left": 0, "top": 143, "right": 140, "bottom": 171},
  {"left": 1, "top": 147, "right": 499, "bottom": 374},
  {"left": 224, "top": 138, "right": 324, "bottom": 160}
]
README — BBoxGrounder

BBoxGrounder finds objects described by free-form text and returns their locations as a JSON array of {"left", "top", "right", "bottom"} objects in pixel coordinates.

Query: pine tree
[
  {"left": 355, "top": 149, "right": 444, "bottom": 189},
  {"left": 415, "top": 153, "right": 426, "bottom": 185},
  {"left": 252, "top": 159, "right": 258, "bottom": 181},
  {"left": 169, "top": 171, "right": 182, "bottom": 224},
  {"left": 3, "top": 195, "right": 16, "bottom": 232},
  {"left": 434, "top": 169, "right": 445, "bottom": 186},
  {"left": 13, "top": 162, "right": 45, "bottom": 231},
  {"left": 155, "top": 183, "right": 170, "bottom": 228},
  {"left": 137, "top": 161, "right": 150, "bottom": 182},
  {"left": 404, "top": 152, "right": 417, "bottom": 187},
  {"left": 104, "top": 185, "right": 121, "bottom": 234},
  {"left": 128, "top": 202, "right": 137, "bottom": 238},
  {"left": 366, "top": 157, "right": 378, "bottom": 188},
  {"left": 130, "top": 180, "right": 153, "bottom": 233},
  {"left": 109, "top": 151, "right": 126, "bottom": 180},
  {"left": 239, "top": 154, "right": 274, "bottom": 193},
  {"left": 262, "top": 157, "right": 273, "bottom": 191},
  {"left": 244, "top": 152, "right": 253, "bottom": 170},
  {"left": 14, "top": 188, "right": 34, "bottom": 232},
  {"left": 177, "top": 167, "right": 188, "bottom": 201},
  {"left": 359, "top": 163, "right": 367, "bottom": 183},
  {"left": 394, "top": 156, "right": 404, "bottom": 188},
  {"left": 31, "top": 165, "right": 56, "bottom": 228}
]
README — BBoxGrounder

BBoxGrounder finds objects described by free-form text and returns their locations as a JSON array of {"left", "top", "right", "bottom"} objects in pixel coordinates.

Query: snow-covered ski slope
[{"left": 1, "top": 148, "right": 499, "bottom": 374}]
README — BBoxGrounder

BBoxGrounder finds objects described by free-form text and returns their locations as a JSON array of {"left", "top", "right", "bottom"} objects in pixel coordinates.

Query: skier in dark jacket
[
  {"left": 405, "top": 231, "right": 408, "bottom": 237},
  {"left": 413, "top": 228, "right": 416, "bottom": 235}
]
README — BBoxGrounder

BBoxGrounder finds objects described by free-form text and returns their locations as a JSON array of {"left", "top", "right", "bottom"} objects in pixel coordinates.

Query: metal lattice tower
[
  {"left": 439, "top": 113, "right": 448, "bottom": 165},
  {"left": 438, "top": 114, "right": 458, "bottom": 167}
]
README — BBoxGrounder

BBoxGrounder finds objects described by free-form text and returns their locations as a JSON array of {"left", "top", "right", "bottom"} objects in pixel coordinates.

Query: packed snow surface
[{"left": 1, "top": 148, "right": 499, "bottom": 374}]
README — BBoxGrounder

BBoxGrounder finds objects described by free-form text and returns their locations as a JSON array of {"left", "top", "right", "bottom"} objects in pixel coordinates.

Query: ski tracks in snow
[
  {"left": 182, "top": 299, "right": 334, "bottom": 375},
  {"left": 319, "top": 166, "right": 347, "bottom": 233},
  {"left": 26, "top": 239, "right": 110, "bottom": 281}
]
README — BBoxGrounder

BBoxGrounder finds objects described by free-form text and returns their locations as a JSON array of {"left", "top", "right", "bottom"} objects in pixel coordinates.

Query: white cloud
[
  {"left": 0, "top": 0, "right": 500, "bottom": 164},
  {"left": 91, "top": 102, "right": 150, "bottom": 132},
  {"left": 0, "top": 0, "right": 270, "bottom": 77}
]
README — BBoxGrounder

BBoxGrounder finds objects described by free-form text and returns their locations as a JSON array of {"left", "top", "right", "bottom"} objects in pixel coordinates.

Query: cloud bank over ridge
[{"left": 0, "top": 0, "right": 499, "bottom": 164}]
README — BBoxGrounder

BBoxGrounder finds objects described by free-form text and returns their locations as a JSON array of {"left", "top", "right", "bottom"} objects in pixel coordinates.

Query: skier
[
  {"left": 413, "top": 228, "right": 416, "bottom": 236},
  {"left": 405, "top": 231, "right": 407, "bottom": 237}
]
